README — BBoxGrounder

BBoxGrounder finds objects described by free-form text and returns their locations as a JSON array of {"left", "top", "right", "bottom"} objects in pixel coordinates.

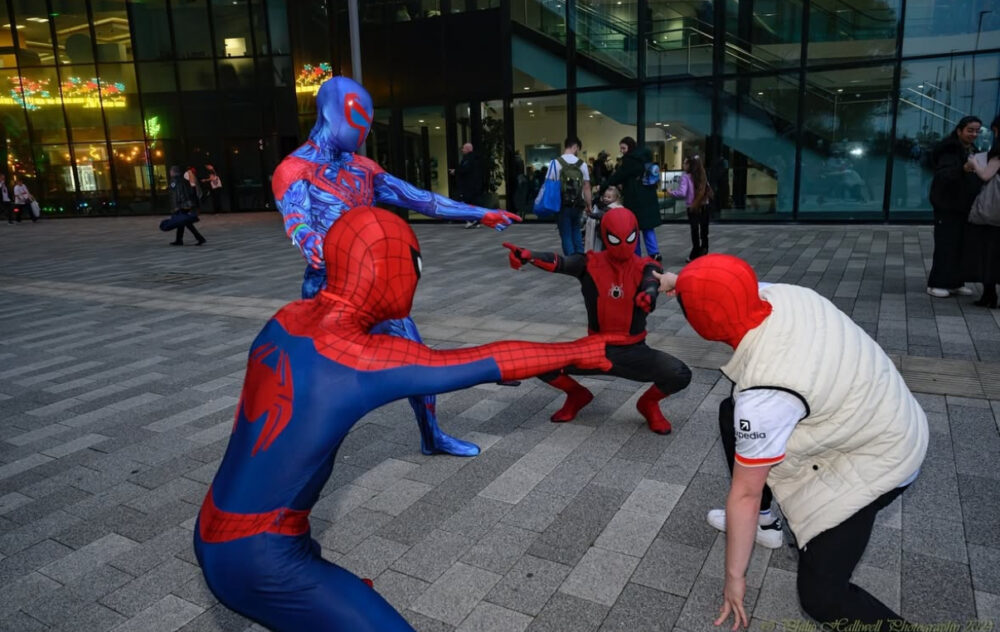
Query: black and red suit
[{"left": 503, "top": 207, "right": 692, "bottom": 433}]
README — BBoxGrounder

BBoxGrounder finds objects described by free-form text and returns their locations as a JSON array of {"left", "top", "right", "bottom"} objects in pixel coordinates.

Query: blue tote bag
[{"left": 533, "top": 163, "right": 562, "bottom": 218}]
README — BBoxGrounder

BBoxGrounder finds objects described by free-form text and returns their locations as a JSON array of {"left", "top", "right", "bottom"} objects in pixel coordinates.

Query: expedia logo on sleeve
[{"left": 736, "top": 418, "right": 766, "bottom": 439}]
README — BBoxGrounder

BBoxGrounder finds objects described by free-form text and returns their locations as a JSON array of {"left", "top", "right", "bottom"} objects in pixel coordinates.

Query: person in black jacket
[
  {"left": 451, "top": 143, "right": 484, "bottom": 228},
  {"left": 927, "top": 116, "right": 983, "bottom": 297},
  {"left": 168, "top": 165, "right": 206, "bottom": 246}
]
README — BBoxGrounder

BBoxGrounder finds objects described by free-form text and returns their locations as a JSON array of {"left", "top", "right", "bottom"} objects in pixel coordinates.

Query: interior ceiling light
[{"left": 523, "top": 86, "right": 531, "bottom": 90}]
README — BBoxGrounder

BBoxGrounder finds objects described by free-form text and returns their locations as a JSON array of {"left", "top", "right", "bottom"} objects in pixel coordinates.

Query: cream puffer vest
[{"left": 721, "top": 284, "right": 928, "bottom": 547}]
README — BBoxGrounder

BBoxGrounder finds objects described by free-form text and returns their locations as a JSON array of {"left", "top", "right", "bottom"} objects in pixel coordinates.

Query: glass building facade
[{"left": 1, "top": 0, "right": 998, "bottom": 220}]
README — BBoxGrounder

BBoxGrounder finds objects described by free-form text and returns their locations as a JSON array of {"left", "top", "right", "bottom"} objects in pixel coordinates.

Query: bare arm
[{"left": 968, "top": 156, "right": 1000, "bottom": 182}]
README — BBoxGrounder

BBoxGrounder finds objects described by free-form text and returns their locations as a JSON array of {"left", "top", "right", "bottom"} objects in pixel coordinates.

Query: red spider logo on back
[{"left": 236, "top": 342, "right": 294, "bottom": 455}]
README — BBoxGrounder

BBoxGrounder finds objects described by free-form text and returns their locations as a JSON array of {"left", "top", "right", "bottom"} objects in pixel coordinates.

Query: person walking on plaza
[
  {"left": 502, "top": 207, "right": 691, "bottom": 434},
  {"left": 608, "top": 136, "right": 661, "bottom": 261},
  {"left": 12, "top": 177, "right": 35, "bottom": 223},
  {"left": 927, "top": 115, "right": 983, "bottom": 298},
  {"left": 535, "top": 136, "right": 591, "bottom": 255},
  {"left": 1, "top": 174, "right": 12, "bottom": 224},
  {"left": 655, "top": 255, "right": 927, "bottom": 629},
  {"left": 168, "top": 165, "right": 206, "bottom": 246},
  {"left": 450, "top": 143, "right": 484, "bottom": 228},
  {"left": 185, "top": 166, "right": 203, "bottom": 211},
  {"left": 668, "top": 156, "right": 713, "bottom": 262},
  {"left": 966, "top": 114, "right": 1000, "bottom": 308},
  {"left": 202, "top": 164, "right": 224, "bottom": 211}
]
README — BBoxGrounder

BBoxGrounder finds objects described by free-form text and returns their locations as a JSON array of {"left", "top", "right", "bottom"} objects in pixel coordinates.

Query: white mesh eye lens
[
  {"left": 607, "top": 234, "right": 621, "bottom": 245},
  {"left": 626, "top": 231, "right": 637, "bottom": 243},
  {"left": 417, "top": 256, "right": 423, "bottom": 274}
]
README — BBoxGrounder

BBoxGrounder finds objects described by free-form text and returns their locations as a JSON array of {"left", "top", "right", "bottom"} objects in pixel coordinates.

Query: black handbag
[{"left": 159, "top": 211, "right": 199, "bottom": 232}]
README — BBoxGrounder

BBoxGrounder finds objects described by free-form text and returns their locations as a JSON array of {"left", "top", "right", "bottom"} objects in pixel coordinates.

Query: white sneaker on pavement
[
  {"left": 926, "top": 287, "right": 950, "bottom": 298},
  {"left": 706, "top": 508, "right": 785, "bottom": 549},
  {"left": 950, "top": 286, "right": 974, "bottom": 296}
]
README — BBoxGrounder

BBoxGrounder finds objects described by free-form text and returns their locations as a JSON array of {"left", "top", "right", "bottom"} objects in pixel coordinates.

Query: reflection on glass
[
  {"left": 91, "top": 0, "right": 133, "bottom": 62},
  {"left": 10, "top": 1, "right": 55, "bottom": 66},
  {"left": 131, "top": 0, "right": 173, "bottom": 60},
  {"left": 178, "top": 61, "right": 216, "bottom": 91},
  {"left": 513, "top": 94, "right": 566, "bottom": 217},
  {"left": 720, "top": 74, "right": 798, "bottom": 217},
  {"left": 891, "top": 54, "right": 1000, "bottom": 215},
  {"left": 267, "top": 0, "right": 290, "bottom": 54},
  {"left": 513, "top": 37, "right": 564, "bottom": 91},
  {"left": 575, "top": 0, "right": 637, "bottom": 86},
  {"left": 21, "top": 68, "right": 66, "bottom": 144},
  {"left": 172, "top": 0, "right": 214, "bottom": 59},
  {"left": 799, "top": 65, "right": 894, "bottom": 217},
  {"left": 218, "top": 58, "right": 254, "bottom": 90},
  {"left": 60, "top": 65, "right": 107, "bottom": 142},
  {"left": 213, "top": 0, "right": 253, "bottom": 58},
  {"left": 111, "top": 141, "right": 153, "bottom": 206},
  {"left": 100, "top": 64, "right": 142, "bottom": 140},
  {"left": 720, "top": 0, "right": 802, "bottom": 74},
  {"left": 647, "top": 0, "right": 715, "bottom": 77},
  {"left": 512, "top": 0, "right": 567, "bottom": 48},
  {"left": 402, "top": 106, "right": 446, "bottom": 205},
  {"left": 646, "top": 82, "right": 711, "bottom": 219},
  {"left": 903, "top": 0, "right": 1000, "bottom": 57},
  {"left": 806, "top": 0, "right": 899, "bottom": 64},
  {"left": 51, "top": 0, "right": 95, "bottom": 64}
]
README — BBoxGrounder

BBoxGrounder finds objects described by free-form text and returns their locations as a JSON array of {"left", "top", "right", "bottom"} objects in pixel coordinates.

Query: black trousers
[
  {"left": 687, "top": 208, "right": 709, "bottom": 255},
  {"left": 927, "top": 213, "right": 966, "bottom": 289},
  {"left": 718, "top": 396, "right": 908, "bottom": 625},
  {"left": 174, "top": 221, "right": 205, "bottom": 244},
  {"left": 541, "top": 342, "right": 691, "bottom": 395},
  {"left": 979, "top": 225, "right": 1000, "bottom": 303}
]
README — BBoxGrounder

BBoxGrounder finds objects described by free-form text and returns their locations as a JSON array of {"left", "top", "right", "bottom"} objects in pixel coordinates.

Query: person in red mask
[
  {"left": 502, "top": 207, "right": 691, "bottom": 434},
  {"left": 655, "top": 254, "right": 927, "bottom": 630}
]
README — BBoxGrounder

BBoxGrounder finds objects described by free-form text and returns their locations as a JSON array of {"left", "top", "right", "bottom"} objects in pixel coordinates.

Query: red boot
[
  {"left": 637, "top": 385, "right": 672, "bottom": 434},
  {"left": 548, "top": 375, "right": 594, "bottom": 422}
]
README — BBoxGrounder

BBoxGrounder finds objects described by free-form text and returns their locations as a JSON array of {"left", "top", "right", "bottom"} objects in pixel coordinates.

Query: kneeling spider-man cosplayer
[
  {"left": 194, "top": 207, "right": 613, "bottom": 631},
  {"left": 273, "top": 76, "right": 520, "bottom": 459},
  {"left": 503, "top": 207, "right": 692, "bottom": 434}
]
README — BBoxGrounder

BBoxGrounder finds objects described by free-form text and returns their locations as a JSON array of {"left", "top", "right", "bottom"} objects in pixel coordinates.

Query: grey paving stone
[
  {"left": 631, "top": 537, "right": 708, "bottom": 598},
  {"left": 455, "top": 602, "right": 532, "bottom": 632},
  {"left": 902, "top": 513, "right": 966, "bottom": 564},
  {"left": 597, "top": 583, "right": 684, "bottom": 632},
  {"left": 37, "top": 532, "right": 138, "bottom": 584},
  {"left": 411, "top": 562, "right": 502, "bottom": 626},
  {"left": 177, "top": 604, "right": 252, "bottom": 632},
  {"left": 499, "top": 489, "right": 573, "bottom": 534},
  {"left": 373, "top": 569, "right": 431, "bottom": 613},
  {"left": 110, "top": 593, "right": 203, "bottom": 632},
  {"left": 486, "top": 554, "right": 573, "bottom": 617},
  {"left": 377, "top": 500, "right": 454, "bottom": 547},
  {"left": 336, "top": 535, "right": 409, "bottom": 580},
  {"left": 901, "top": 551, "right": 977, "bottom": 623},
  {"left": 559, "top": 546, "right": 640, "bottom": 607},
  {"left": 527, "top": 484, "right": 629, "bottom": 566},
  {"left": 968, "top": 545, "right": 1000, "bottom": 595},
  {"left": 958, "top": 474, "right": 1000, "bottom": 549},
  {"left": 391, "top": 529, "right": 476, "bottom": 583},
  {"left": 99, "top": 556, "right": 201, "bottom": 617},
  {"left": 673, "top": 573, "right": 760, "bottom": 632},
  {"left": 524, "top": 592, "right": 609, "bottom": 632},
  {"left": 403, "top": 609, "right": 456, "bottom": 632},
  {"left": 461, "top": 523, "right": 539, "bottom": 575}
]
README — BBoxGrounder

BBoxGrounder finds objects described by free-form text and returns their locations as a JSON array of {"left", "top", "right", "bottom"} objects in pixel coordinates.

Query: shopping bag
[
  {"left": 533, "top": 178, "right": 561, "bottom": 218},
  {"left": 29, "top": 200, "right": 40, "bottom": 218},
  {"left": 159, "top": 211, "right": 199, "bottom": 231}
]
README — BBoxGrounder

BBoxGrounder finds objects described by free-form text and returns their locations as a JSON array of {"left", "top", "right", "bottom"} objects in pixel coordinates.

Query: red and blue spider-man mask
[
  {"left": 323, "top": 206, "right": 422, "bottom": 324},
  {"left": 600, "top": 207, "right": 640, "bottom": 262},
  {"left": 312, "top": 77, "right": 374, "bottom": 154}
]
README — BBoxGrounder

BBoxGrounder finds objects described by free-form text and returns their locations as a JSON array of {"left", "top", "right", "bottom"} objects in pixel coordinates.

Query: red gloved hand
[
  {"left": 299, "top": 232, "right": 324, "bottom": 269},
  {"left": 481, "top": 210, "right": 522, "bottom": 231},
  {"left": 635, "top": 290, "right": 655, "bottom": 313},
  {"left": 502, "top": 242, "right": 532, "bottom": 270}
]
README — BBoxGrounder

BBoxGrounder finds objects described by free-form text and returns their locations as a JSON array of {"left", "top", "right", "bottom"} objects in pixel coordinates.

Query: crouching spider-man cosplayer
[
  {"left": 503, "top": 207, "right": 692, "bottom": 434},
  {"left": 272, "top": 76, "right": 520, "bottom": 458},
  {"left": 194, "top": 207, "right": 613, "bottom": 631}
]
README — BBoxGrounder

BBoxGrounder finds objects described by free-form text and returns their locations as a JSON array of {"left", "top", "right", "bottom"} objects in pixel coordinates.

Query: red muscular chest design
[
  {"left": 586, "top": 252, "right": 646, "bottom": 335},
  {"left": 235, "top": 342, "right": 294, "bottom": 456}
]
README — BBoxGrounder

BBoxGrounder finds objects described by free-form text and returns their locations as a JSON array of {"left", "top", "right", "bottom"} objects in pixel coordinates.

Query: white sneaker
[
  {"left": 926, "top": 287, "right": 950, "bottom": 298},
  {"left": 950, "top": 286, "right": 974, "bottom": 296},
  {"left": 706, "top": 508, "right": 785, "bottom": 549}
]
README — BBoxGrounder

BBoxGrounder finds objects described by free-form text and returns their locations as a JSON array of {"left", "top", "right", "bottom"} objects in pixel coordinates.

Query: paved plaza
[{"left": 1, "top": 213, "right": 1000, "bottom": 631}]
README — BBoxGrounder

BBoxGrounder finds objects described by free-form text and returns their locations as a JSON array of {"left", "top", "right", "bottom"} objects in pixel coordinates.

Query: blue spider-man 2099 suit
[
  {"left": 194, "top": 207, "right": 612, "bottom": 630},
  {"left": 272, "top": 76, "right": 519, "bottom": 458}
]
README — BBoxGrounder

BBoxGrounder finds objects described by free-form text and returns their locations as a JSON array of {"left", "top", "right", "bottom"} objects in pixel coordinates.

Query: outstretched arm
[
  {"left": 276, "top": 179, "right": 324, "bottom": 268},
  {"left": 502, "top": 243, "right": 586, "bottom": 277},
  {"left": 374, "top": 172, "right": 520, "bottom": 231}
]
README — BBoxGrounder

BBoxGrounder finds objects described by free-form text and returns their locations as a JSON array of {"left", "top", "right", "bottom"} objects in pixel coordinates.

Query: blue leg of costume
[
  {"left": 301, "top": 265, "right": 327, "bottom": 300},
  {"left": 371, "top": 317, "right": 481, "bottom": 457}
]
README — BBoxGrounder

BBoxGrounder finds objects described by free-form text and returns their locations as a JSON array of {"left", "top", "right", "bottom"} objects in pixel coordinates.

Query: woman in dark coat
[
  {"left": 926, "top": 115, "right": 983, "bottom": 298},
  {"left": 608, "top": 136, "right": 661, "bottom": 261}
]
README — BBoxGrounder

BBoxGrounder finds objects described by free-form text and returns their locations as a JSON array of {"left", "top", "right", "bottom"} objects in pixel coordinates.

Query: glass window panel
[
  {"left": 513, "top": 36, "right": 564, "bottom": 92},
  {"left": 91, "top": 0, "right": 132, "bottom": 62},
  {"left": 111, "top": 140, "right": 152, "bottom": 207},
  {"left": 218, "top": 58, "right": 254, "bottom": 90},
  {"left": 0, "top": 3, "right": 15, "bottom": 69},
  {"left": 806, "top": 0, "right": 899, "bottom": 64},
  {"left": 51, "top": 0, "right": 94, "bottom": 65},
  {"left": 400, "top": 106, "right": 446, "bottom": 206},
  {"left": 72, "top": 142, "right": 113, "bottom": 210},
  {"left": 172, "top": 0, "right": 213, "bottom": 59},
  {"left": 226, "top": 138, "right": 264, "bottom": 211},
  {"left": 890, "top": 54, "right": 1000, "bottom": 217},
  {"left": 178, "top": 60, "right": 216, "bottom": 90},
  {"left": 137, "top": 61, "right": 176, "bottom": 93},
  {"left": 249, "top": 0, "right": 269, "bottom": 55},
  {"left": 647, "top": 0, "right": 715, "bottom": 77},
  {"left": 364, "top": 107, "right": 392, "bottom": 174},
  {"left": 719, "top": 75, "right": 798, "bottom": 218},
  {"left": 20, "top": 67, "right": 67, "bottom": 144},
  {"left": 0, "top": 70, "right": 33, "bottom": 183},
  {"left": 213, "top": 0, "right": 252, "bottom": 58},
  {"left": 33, "top": 144, "right": 75, "bottom": 211},
  {"left": 512, "top": 93, "right": 566, "bottom": 218},
  {"left": 59, "top": 65, "right": 107, "bottom": 142},
  {"left": 577, "top": 87, "right": 639, "bottom": 186},
  {"left": 798, "top": 65, "right": 894, "bottom": 219},
  {"left": 131, "top": 0, "right": 173, "bottom": 60},
  {"left": 289, "top": 1, "right": 330, "bottom": 77},
  {"left": 10, "top": 0, "right": 55, "bottom": 66},
  {"left": 722, "top": 0, "right": 802, "bottom": 73},
  {"left": 575, "top": 0, "right": 636, "bottom": 87},
  {"left": 646, "top": 81, "right": 712, "bottom": 220},
  {"left": 266, "top": 0, "right": 290, "bottom": 54},
  {"left": 903, "top": 0, "right": 1000, "bottom": 57},
  {"left": 512, "top": 0, "right": 567, "bottom": 67},
  {"left": 99, "top": 63, "right": 141, "bottom": 140}
]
